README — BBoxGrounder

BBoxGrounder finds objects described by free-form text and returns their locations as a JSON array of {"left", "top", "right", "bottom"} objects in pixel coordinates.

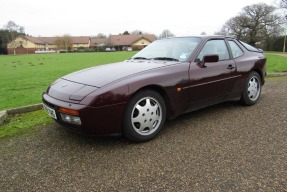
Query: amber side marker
[
  {"left": 177, "top": 88, "right": 182, "bottom": 92},
  {"left": 59, "top": 107, "right": 79, "bottom": 115}
]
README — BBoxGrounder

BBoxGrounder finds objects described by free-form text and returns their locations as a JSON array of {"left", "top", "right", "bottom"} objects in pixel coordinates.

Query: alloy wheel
[
  {"left": 248, "top": 76, "right": 261, "bottom": 101},
  {"left": 131, "top": 97, "right": 162, "bottom": 136}
]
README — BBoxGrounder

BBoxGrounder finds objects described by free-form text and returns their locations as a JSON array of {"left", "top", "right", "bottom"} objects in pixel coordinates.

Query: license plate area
[{"left": 43, "top": 103, "right": 57, "bottom": 119}]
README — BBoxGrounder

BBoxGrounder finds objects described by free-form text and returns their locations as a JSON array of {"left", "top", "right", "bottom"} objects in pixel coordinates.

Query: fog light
[{"left": 60, "top": 113, "right": 82, "bottom": 125}]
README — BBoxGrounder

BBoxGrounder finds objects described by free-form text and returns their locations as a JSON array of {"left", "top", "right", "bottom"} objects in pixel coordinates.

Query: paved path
[
  {"left": 0, "top": 77, "right": 287, "bottom": 191},
  {"left": 271, "top": 53, "right": 287, "bottom": 57}
]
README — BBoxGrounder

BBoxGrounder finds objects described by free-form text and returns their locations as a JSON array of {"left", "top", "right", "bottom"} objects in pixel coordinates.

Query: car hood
[
  {"left": 48, "top": 79, "right": 97, "bottom": 102},
  {"left": 61, "top": 60, "right": 172, "bottom": 87},
  {"left": 48, "top": 60, "right": 179, "bottom": 103}
]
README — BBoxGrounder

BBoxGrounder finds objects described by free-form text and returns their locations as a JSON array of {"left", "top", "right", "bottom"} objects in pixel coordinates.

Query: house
[
  {"left": 7, "top": 36, "right": 46, "bottom": 55},
  {"left": 90, "top": 38, "right": 109, "bottom": 51},
  {"left": 110, "top": 34, "right": 156, "bottom": 51},
  {"left": 7, "top": 34, "right": 156, "bottom": 54},
  {"left": 90, "top": 38, "right": 109, "bottom": 48},
  {"left": 7, "top": 35, "right": 90, "bottom": 54},
  {"left": 90, "top": 34, "right": 156, "bottom": 51}
]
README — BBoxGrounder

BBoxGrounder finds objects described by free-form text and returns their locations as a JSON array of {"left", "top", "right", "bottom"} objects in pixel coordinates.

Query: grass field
[
  {"left": 0, "top": 51, "right": 286, "bottom": 110},
  {"left": 0, "top": 52, "right": 136, "bottom": 110},
  {"left": 265, "top": 53, "right": 287, "bottom": 73},
  {"left": 0, "top": 110, "right": 52, "bottom": 138}
]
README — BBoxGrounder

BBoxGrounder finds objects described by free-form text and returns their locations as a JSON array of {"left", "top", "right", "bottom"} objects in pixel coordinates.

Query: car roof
[{"left": 165, "top": 35, "right": 236, "bottom": 40}]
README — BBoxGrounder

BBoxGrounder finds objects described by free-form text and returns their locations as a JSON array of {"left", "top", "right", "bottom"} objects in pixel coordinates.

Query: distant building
[
  {"left": 7, "top": 34, "right": 156, "bottom": 54},
  {"left": 7, "top": 36, "right": 90, "bottom": 55},
  {"left": 90, "top": 34, "right": 156, "bottom": 51}
]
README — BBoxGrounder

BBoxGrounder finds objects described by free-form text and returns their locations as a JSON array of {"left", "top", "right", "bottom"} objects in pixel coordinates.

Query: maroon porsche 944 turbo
[{"left": 43, "top": 36, "right": 266, "bottom": 142}]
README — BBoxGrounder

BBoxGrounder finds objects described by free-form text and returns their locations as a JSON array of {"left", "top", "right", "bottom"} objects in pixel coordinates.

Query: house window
[{"left": 141, "top": 41, "right": 145, "bottom": 44}]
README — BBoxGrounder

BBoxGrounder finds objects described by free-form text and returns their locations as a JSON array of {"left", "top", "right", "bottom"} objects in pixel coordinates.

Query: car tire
[
  {"left": 123, "top": 89, "right": 166, "bottom": 142},
  {"left": 240, "top": 71, "right": 262, "bottom": 105}
]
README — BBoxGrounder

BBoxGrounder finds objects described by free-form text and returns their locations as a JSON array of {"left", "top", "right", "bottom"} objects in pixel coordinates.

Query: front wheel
[
  {"left": 123, "top": 90, "right": 166, "bottom": 142},
  {"left": 240, "top": 71, "right": 262, "bottom": 105}
]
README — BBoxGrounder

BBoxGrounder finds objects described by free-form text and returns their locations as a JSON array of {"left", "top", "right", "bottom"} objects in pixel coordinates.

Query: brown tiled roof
[
  {"left": 24, "top": 36, "right": 44, "bottom": 44},
  {"left": 38, "top": 37, "right": 57, "bottom": 44},
  {"left": 24, "top": 36, "right": 90, "bottom": 45},
  {"left": 70, "top": 36, "right": 90, "bottom": 44},
  {"left": 90, "top": 38, "right": 109, "bottom": 46},
  {"left": 110, "top": 34, "right": 156, "bottom": 46}
]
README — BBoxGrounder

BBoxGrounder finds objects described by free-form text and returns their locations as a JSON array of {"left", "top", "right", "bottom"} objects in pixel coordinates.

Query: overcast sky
[{"left": 0, "top": 0, "right": 277, "bottom": 37}]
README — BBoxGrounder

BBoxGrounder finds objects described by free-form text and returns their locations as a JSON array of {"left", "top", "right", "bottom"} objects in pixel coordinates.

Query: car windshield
[{"left": 132, "top": 37, "right": 202, "bottom": 62}]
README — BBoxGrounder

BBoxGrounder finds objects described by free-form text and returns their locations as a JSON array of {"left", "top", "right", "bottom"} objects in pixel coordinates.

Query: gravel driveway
[{"left": 0, "top": 77, "right": 286, "bottom": 191}]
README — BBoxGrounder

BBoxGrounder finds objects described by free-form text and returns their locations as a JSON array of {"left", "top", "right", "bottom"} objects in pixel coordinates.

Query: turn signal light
[{"left": 59, "top": 107, "right": 79, "bottom": 115}]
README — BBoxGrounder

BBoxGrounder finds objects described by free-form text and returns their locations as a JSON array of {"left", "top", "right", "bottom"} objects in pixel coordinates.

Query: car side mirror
[
  {"left": 203, "top": 54, "right": 219, "bottom": 63},
  {"left": 196, "top": 54, "right": 219, "bottom": 68}
]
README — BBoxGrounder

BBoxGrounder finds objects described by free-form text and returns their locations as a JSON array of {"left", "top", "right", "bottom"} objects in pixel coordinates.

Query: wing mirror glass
[
  {"left": 203, "top": 54, "right": 219, "bottom": 63},
  {"left": 196, "top": 54, "right": 219, "bottom": 68}
]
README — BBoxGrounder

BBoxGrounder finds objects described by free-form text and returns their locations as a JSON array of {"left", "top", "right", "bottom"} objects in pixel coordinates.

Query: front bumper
[{"left": 42, "top": 93, "right": 126, "bottom": 136}]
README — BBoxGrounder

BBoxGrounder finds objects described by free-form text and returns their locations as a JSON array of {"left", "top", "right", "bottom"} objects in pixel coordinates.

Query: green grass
[
  {"left": 0, "top": 110, "right": 53, "bottom": 138},
  {"left": 0, "top": 52, "right": 136, "bottom": 110},
  {"left": 0, "top": 51, "right": 286, "bottom": 110},
  {"left": 265, "top": 53, "right": 287, "bottom": 73}
]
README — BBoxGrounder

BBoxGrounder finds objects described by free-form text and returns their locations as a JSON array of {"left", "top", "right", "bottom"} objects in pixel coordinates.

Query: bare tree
[
  {"left": 4, "top": 21, "right": 25, "bottom": 34},
  {"left": 218, "top": 3, "right": 284, "bottom": 47},
  {"left": 3, "top": 21, "right": 25, "bottom": 55},
  {"left": 54, "top": 35, "right": 73, "bottom": 52},
  {"left": 158, "top": 29, "right": 175, "bottom": 39},
  {"left": 280, "top": 0, "right": 287, "bottom": 8},
  {"left": 7, "top": 36, "right": 28, "bottom": 55},
  {"left": 130, "top": 30, "right": 143, "bottom": 35},
  {"left": 93, "top": 33, "right": 107, "bottom": 38},
  {"left": 122, "top": 31, "right": 130, "bottom": 35},
  {"left": 217, "top": 16, "right": 249, "bottom": 39}
]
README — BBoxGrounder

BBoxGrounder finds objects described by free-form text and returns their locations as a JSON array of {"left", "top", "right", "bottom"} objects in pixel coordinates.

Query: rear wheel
[
  {"left": 123, "top": 90, "right": 166, "bottom": 142},
  {"left": 240, "top": 71, "right": 262, "bottom": 105}
]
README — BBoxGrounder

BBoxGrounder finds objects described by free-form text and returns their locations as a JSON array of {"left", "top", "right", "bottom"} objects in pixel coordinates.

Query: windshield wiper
[
  {"left": 151, "top": 57, "right": 179, "bottom": 61},
  {"left": 132, "top": 57, "right": 150, "bottom": 60}
]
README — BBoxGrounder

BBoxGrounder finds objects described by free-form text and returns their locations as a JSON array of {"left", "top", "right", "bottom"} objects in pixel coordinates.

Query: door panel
[{"left": 186, "top": 39, "right": 239, "bottom": 109}]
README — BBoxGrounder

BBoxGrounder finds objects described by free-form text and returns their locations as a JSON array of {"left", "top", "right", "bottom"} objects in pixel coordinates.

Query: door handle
[{"left": 227, "top": 64, "right": 235, "bottom": 70}]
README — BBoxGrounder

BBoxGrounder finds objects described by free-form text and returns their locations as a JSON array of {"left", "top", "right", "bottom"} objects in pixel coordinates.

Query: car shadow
[
  {"left": 161, "top": 92, "right": 268, "bottom": 138},
  {"left": 43, "top": 100, "right": 252, "bottom": 148},
  {"left": 45, "top": 123, "right": 128, "bottom": 146}
]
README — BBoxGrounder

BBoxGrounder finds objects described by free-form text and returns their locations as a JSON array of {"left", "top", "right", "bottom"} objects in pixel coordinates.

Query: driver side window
[{"left": 197, "top": 40, "right": 230, "bottom": 61}]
